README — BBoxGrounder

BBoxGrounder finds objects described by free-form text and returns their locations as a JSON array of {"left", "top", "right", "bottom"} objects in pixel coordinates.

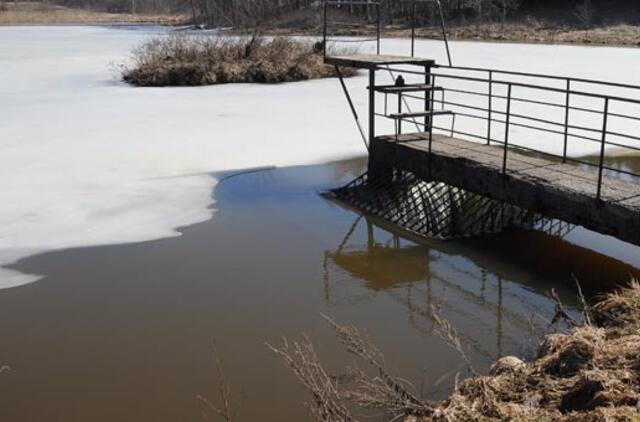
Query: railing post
[
  {"left": 562, "top": 79, "right": 571, "bottom": 162},
  {"left": 502, "top": 84, "right": 512, "bottom": 175},
  {"left": 323, "top": 0, "right": 328, "bottom": 58},
  {"left": 369, "top": 68, "right": 376, "bottom": 144},
  {"left": 487, "top": 70, "right": 493, "bottom": 145},
  {"left": 597, "top": 98, "right": 610, "bottom": 201},
  {"left": 398, "top": 92, "right": 402, "bottom": 135},
  {"left": 425, "top": 64, "right": 432, "bottom": 132},
  {"left": 429, "top": 76, "right": 436, "bottom": 153},
  {"left": 376, "top": 2, "right": 381, "bottom": 55},
  {"left": 411, "top": 0, "right": 416, "bottom": 57}
]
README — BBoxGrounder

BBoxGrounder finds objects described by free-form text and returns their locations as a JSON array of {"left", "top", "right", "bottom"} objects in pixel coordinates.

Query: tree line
[{"left": 42, "top": 0, "right": 611, "bottom": 28}]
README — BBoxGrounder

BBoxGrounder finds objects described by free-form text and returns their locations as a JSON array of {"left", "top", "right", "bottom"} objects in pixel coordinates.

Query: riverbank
[
  {"left": 0, "top": 2, "right": 184, "bottom": 25},
  {"left": 273, "top": 280, "right": 640, "bottom": 421},
  {"left": 264, "top": 22, "right": 640, "bottom": 48},
  {"left": 388, "top": 22, "right": 640, "bottom": 48},
  {"left": 3, "top": 158, "right": 639, "bottom": 421}
]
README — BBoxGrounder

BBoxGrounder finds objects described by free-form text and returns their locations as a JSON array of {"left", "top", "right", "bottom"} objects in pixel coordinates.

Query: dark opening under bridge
[{"left": 322, "top": 0, "right": 640, "bottom": 246}]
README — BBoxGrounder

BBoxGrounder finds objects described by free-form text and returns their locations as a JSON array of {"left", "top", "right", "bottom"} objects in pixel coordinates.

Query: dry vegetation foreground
[
  {"left": 122, "top": 35, "right": 356, "bottom": 86},
  {"left": 270, "top": 281, "right": 640, "bottom": 421},
  {"left": 0, "top": 2, "right": 183, "bottom": 25}
]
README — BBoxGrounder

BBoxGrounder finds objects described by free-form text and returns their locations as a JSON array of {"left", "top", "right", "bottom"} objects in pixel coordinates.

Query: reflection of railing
[
  {"left": 321, "top": 212, "right": 568, "bottom": 366},
  {"left": 376, "top": 65, "right": 640, "bottom": 200}
]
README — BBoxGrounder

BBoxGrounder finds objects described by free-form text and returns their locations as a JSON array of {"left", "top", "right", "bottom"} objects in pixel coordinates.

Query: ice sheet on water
[{"left": 1, "top": 26, "right": 640, "bottom": 288}]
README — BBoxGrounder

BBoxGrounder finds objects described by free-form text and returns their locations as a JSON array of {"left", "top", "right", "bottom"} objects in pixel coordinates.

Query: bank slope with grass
[{"left": 272, "top": 281, "right": 640, "bottom": 422}]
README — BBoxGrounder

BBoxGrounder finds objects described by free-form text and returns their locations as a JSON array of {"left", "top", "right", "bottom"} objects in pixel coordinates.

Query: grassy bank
[
  {"left": 271, "top": 281, "right": 640, "bottom": 421},
  {"left": 0, "top": 2, "right": 184, "bottom": 25},
  {"left": 122, "top": 35, "right": 356, "bottom": 87},
  {"left": 384, "top": 23, "right": 640, "bottom": 48}
]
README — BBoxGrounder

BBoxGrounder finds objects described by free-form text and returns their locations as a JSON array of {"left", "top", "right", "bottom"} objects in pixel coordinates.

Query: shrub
[{"left": 122, "top": 34, "right": 357, "bottom": 87}]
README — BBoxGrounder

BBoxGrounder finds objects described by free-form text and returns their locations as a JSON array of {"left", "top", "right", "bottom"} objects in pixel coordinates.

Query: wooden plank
[{"left": 325, "top": 54, "right": 435, "bottom": 69}]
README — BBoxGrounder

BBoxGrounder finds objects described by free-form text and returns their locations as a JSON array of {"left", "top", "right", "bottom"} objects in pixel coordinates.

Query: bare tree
[{"left": 574, "top": 0, "right": 594, "bottom": 29}]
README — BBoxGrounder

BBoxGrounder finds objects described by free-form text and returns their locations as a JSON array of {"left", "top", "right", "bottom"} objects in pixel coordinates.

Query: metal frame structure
[
  {"left": 330, "top": 169, "right": 575, "bottom": 240},
  {"left": 377, "top": 64, "right": 640, "bottom": 200},
  {"left": 322, "top": 0, "right": 452, "bottom": 64},
  {"left": 322, "top": 1, "right": 640, "bottom": 201}
]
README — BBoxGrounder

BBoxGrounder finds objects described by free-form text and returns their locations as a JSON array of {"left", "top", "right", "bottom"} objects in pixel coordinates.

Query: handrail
[
  {"left": 372, "top": 65, "right": 640, "bottom": 201},
  {"left": 385, "top": 66, "right": 640, "bottom": 105},
  {"left": 434, "top": 64, "right": 640, "bottom": 93}
]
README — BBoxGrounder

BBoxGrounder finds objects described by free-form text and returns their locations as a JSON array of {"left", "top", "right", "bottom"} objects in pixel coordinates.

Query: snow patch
[{"left": 2, "top": 26, "right": 640, "bottom": 288}]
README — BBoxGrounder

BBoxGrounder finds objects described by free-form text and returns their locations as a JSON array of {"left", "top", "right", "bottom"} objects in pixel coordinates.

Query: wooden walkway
[{"left": 370, "top": 133, "right": 640, "bottom": 246}]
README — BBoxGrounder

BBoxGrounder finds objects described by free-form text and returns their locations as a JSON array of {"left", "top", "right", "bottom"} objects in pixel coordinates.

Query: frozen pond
[{"left": 1, "top": 25, "right": 640, "bottom": 288}]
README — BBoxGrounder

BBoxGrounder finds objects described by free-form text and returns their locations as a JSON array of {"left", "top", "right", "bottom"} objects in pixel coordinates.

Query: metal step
[
  {"left": 390, "top": 110, "right": 454, "bottom": 120},
  {"left": 373, "top": 84, "right": 444, "bottom": 94}
]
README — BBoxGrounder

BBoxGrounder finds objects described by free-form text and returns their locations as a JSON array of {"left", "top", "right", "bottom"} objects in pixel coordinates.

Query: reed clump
[
  {"left": 270, "top": 281, "right": 640, "bottom": 421},
  {"left": 122, "top": 34, "right": 356, "bottom": 87}
]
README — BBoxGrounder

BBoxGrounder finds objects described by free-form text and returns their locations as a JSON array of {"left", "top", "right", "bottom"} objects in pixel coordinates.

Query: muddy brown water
[{"left": 1, "top": 157, "right": 639, "bottom": 422}]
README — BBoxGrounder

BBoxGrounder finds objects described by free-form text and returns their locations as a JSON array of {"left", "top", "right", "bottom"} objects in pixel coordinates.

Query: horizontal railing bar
[
  {"left": 429, "top": 124, "right": 640, "bottom": 178},
  {"left": 385, "top": 67, "right": 640, "bottom": 105},
  {"left": 427, "top": 98, "right": 609, "bottom": 136},
  {"left": 389, "top": 119, "right": 640, "bottom": 178},
  {"left": 427, "top": 87, "right": 640, "bottom": 122},
  {"left": 388, "top": 94, "right": 640, "bottom": 149},
  {"left": 433, "top": 64, "right": 640, "bottom": 93},
  {"left": 325, "top": 37, "right": 379, "bottom": 42},
  {"left": 429, "top": 99, "right": 640, "bottom": 147}
]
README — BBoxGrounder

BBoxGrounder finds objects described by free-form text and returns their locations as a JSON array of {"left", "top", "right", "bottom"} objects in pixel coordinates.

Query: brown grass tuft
[
  {"left": 122, "top": 34, "right": 357, "bottom": 87},
  {"left": 271, "top": 280, "right": 640, "bottom": 421}
]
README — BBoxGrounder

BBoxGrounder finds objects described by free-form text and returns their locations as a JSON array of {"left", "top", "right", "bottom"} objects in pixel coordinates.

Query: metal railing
[
  {"left": 322, "top": 0, "right": 452, "bottom": 64},
  {"left": 375, "top": 65, "right": 640, "bottom": 200}
]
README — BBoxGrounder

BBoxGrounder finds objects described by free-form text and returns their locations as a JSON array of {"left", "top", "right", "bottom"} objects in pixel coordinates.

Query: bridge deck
[{"left": 370, "top": 133, "right": 640, "bottom": 245}]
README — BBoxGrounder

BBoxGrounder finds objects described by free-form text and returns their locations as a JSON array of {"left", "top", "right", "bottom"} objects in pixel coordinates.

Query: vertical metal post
[
  {"left": 502, "top": 84, "right": 512, "bottom": 175},
  {"left": 376, "top": 2, "right": 381, "bottom": 55},
  {"left": 487, "top": 70, "right": 493, "bottom": 145},
  {"left": 597, "top": 98, "right": 610, "bottom": 201},
  {"left": 411, "top": 0, "right": 416, "bottom": 57},
  {"left": 369, "top": 69, "right": 376, "bottom": 144},
  {"left": 398, "top": 92, "right": 402, "bottom": 135},
  {"left": 429, "top": 77, "right": 436, "bottom": 153},
  {"left": 322, "top": 0, "right": 328, "bottom": 58},
  {"left": 563, "top": 79, "right": 571, "bottom": 162},
  {"left": 425, "top": 65, "right": 432, "bottom": 132}
]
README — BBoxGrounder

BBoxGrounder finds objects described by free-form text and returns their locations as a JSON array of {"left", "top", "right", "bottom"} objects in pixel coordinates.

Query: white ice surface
[{"left": 2, "top": 26, "right": 640, "bottom": 289}]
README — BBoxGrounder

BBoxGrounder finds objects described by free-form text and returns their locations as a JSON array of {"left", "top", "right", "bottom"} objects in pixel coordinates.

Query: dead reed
[
  {"left": 270, "top": 280, "right": 640, "bottom": 421},
  {"left": 122, "top": 34, "right": 357, "bottom": 87}
]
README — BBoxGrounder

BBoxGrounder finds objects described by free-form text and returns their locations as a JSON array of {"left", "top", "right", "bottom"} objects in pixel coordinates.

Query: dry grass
[
  {"left": 271, "top": 281, "right": 640, "bottom": 421},
  {"left": 0, "top": 2, "right": 184, "bottom": 25},
  {"left": 198, "top": 342, "right": 245, "bottom": 422},
  {"left": 268, "top": 314, "right": 432, "bottom": 421},
  {"left": 376, "top": 22, "right": 640, "bottom": 48},
  {"left": 122, "top": 34, "right": 357, "bottom": 87}
]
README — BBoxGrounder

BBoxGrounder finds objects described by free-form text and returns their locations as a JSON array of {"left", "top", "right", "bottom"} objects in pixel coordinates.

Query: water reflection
[
  {"left": 322, "top": 205, "right": 640, "bottom": 367},
  {"left": 1, "top": 157, "right": 638, "bottom": 421}
]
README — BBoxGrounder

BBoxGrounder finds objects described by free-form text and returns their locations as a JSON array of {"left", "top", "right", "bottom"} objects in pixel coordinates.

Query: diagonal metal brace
[{"left": 335, "top": 65, "right": 369, "bottom": 151}]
